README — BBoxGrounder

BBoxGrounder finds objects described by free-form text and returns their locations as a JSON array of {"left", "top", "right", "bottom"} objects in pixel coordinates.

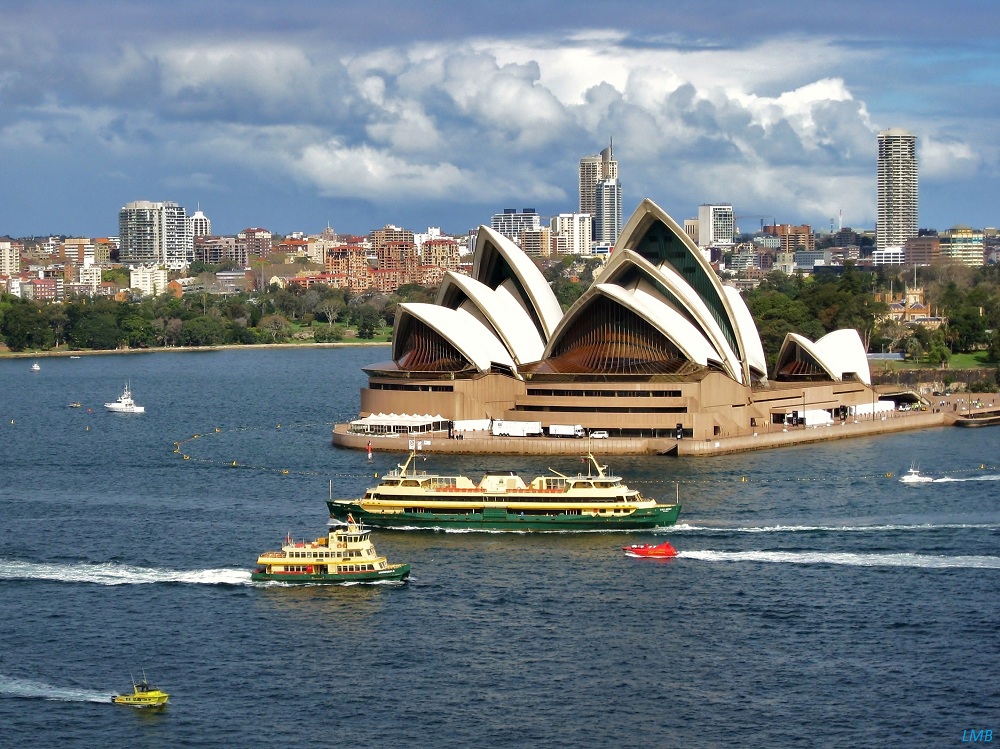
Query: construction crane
[{"left": 734, "top": 215, "right": 777, "bottom": 235}]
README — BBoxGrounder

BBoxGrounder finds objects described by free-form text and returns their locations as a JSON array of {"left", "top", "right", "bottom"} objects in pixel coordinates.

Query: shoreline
[{"left": 1, "top": 341, "right": 392, "bottom": 358}]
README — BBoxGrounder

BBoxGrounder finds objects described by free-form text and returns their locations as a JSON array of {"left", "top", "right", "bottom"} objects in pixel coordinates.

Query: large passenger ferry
[
  {"left": 252, "top": 517, "right": 410, "bottom": 584},
  {"left": 328, "top": 451, "right": 681, "bottom": 531}
]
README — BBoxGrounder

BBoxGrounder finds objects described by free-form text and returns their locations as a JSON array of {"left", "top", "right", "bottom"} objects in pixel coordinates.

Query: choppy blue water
[{"left": 1, "top": 348, "right": 997, "bottom": 748}]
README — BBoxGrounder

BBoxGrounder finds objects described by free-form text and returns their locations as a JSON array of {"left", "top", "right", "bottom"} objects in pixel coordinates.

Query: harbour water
[{"left": 1, "top": 347, "right": 997, "bottom": 748}]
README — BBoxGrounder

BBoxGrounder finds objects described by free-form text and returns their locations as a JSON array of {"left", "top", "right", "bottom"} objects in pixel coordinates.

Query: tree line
[
  {"left": 0, "top": 283, "right": 434, "bottom": 352},
  {"left": 4, "top": 261, "right": 1000, "bottom": 377}
]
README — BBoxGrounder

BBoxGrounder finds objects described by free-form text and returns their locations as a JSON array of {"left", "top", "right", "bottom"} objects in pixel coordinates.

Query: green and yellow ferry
[
  {"left": 252, "top": 518, "right": 410, "bottom": 584},
  {"left": 328, "top": 451, "right": 681, "bottom": 531}
]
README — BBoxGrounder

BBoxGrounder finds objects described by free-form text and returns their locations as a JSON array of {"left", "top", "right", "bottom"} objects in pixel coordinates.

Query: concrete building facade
[{"left": 877, "top": 128, "right": 918, "bottom": 251}]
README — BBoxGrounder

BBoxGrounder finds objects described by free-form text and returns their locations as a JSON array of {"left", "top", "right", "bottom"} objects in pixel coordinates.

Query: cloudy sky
[{"left": 1, "top": 0, "right": 996, "bottom": 239}]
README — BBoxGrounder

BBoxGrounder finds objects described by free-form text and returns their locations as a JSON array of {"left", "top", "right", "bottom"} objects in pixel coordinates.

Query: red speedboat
[{"left": 622, "top": 541, "right": 678, "bottom": 558}]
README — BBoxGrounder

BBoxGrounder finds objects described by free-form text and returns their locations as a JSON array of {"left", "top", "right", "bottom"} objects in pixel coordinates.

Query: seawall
[{"left": 333, "top": 409, "right": 960, "bottom": 457}]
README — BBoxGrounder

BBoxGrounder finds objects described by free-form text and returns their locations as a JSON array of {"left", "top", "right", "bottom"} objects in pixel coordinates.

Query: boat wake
[
  {"left": 678, "top": 550, "right": 1000, "bottom": 569},
  {"left": 664, "top": 522, "right": 998, "bottom": 534},
  {"left": 0, "top": 559, "right": 252, "bottom": 586},
  {"left": 934, "top": 474, "right": 1000, "bottom": 483},
  {"left": 0, "top": 675, "right": 114, "bottom": 703}
]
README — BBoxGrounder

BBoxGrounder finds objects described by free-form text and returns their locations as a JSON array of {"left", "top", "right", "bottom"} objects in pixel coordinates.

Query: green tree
[
  {"left": 181, "top": 316, "right": 227, "bottom": 346},
  {"left": 0, "top": 301, "right": 54, "bottom": 351},
  {"left": 69, "top": 313, "right": 121, "bottom": 349},
  {"left": 257, "top": 314, "right": 291, "bottom": 342}
]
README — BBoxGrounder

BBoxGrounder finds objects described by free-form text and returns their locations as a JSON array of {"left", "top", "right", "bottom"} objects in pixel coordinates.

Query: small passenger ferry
[
  {"left": 328, "top": 451, "right": 681, "bottom": 531},
  {"left": 252, "top": 516, "right": 410, "bottom": 584}
]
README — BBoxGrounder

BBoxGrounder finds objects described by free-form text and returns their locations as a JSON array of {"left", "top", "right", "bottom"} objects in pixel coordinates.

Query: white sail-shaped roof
[
  {"left": 393, "top": 303, "right": 515, "bottom": 372},
  {"left": 815, "top": 329, "right": 871, "bottom": 386},
  {"left": 593, "top": 249, "right": 744, "bottom": 382},
  {"left": 472, "top": 226, "right": 563, "bottom": 341},
  {"left": 776, "top": 330, "right": 871, "bottom": 386},
  {"left": 722, "top": 285, "right": 767, "bottom": 379},
  {"left": 595, "top": 283, "right": 724, "bottom": 368},
  {"left": 612, "top": 198, "right": 750, "bottom": 382},
  {"left": 436, "top": 272, "right": 546, "bottom": 364}
]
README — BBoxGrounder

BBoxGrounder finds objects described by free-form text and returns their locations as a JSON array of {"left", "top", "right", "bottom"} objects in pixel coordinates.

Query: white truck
[
  {"left": 491, "top": 420, "right": 543, "bottom": 437},
  {"left": 548, "top": 424, "right": 585, "bottom": 438}
]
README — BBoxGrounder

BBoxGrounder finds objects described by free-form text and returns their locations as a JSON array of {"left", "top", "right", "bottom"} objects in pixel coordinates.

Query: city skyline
[{"left": 1, "top": 0, "right": 997, "bottom": 238}]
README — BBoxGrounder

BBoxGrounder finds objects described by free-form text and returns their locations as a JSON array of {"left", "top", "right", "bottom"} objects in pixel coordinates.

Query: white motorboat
[
  {"left": 30, "top": 361, "right": 40, "bottom": 372},
  {"left": 105, "top": 383, "right": 145, "bottom": 414},
  {"left": 899, "top": 465, "right": 933, "bottom": 484}
]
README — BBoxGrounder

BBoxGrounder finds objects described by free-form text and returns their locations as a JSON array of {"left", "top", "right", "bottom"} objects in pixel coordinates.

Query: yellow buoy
[
  {"left": 182, "top": 455, "right": 190, "bottom": 460},
  {"left": 215, "top": 427, "right": 221, "bottom": 433},
  {"left": 231, "top": 461, "right": 238, "bottom": 467},
  {"left": 741, "top": 476, "right": 747, "bottom": 483},
  {"left": 281, "top": 469, "right": 289, "bottom": 475}
]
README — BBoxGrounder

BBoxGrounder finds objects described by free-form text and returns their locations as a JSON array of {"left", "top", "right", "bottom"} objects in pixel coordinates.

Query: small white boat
[
  {"left": 30, "top": 361, "right": 40, "bottom": 372},
  {"left": 899, "top": 465, "right": 933, "bottom": 484},
  {"left": 105, "top": 383, "right": 145, "bottom": 414}
]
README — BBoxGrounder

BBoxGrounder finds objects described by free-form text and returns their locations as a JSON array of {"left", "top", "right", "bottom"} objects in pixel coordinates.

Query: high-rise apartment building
[
  {"left": 491, "top": 208, "right": 540, "bottom": 244},
  {"left": 118, "top": 201, "right": 193, "bottom": 268},
  {"left": 579, "top": 142, "right": 618, "bottom": 219},
  {"left": 877, "top": 128, "right": 918, "bottom": 251},
  {"left": 550, "top": 213, "right": 593, "bottom": 256},
  {"left": 697, "top": 204, "right": 735, "bottom": 247},
  {"left": 189, "top": 209, "right": 212, "bottom": 238},
  {"left": 594, "top": 177, "right": 622, "bottom": 246},
  {"left": 237, "top": 228, "right": 273, "bottom": 259},
  {"left": 0, "top": 240, "right": 19, "bottom": 276}
]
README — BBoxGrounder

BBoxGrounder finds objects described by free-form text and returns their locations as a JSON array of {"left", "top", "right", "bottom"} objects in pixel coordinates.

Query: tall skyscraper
[
  {"left": 579, "top": 141, "right": 618, "bottom": 218},
  {"left": 877, "top": 128, "right": 918, "bottom": 251},
  {"left": 118, "top": 201, "right": 193, "bottom": 269},
  {"left": 594, "top": 177, "right": 622, "bottom": 246}
]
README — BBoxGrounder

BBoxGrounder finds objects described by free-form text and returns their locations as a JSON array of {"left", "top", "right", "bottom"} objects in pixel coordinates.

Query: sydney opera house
[{"left": 335, "top": 199, "right": 878, "bottom": 453}]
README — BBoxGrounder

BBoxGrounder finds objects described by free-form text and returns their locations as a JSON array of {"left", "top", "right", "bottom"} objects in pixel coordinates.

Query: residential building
[
  {"left": 129, "top": 265, "right": 169, "bottom": 297},
  {"left": 515, "top": 227, "right": 548, "bottom": 258},
  {"left": 550, "top": 213, "right": 592, "bottom": 256},
  {"left": 371, "top": 225, "right": 415, "bottom": 256},
  {"left": 118, "top": 201, "right": 193, "bottom": 269},
  {"left": 594, "top": 177, "right": 622, "bottom": 246},
  {"left": 422, "top": 237, "right": 462, "bottom": 269},
  {"left": 764, "top": 223, "right": 815, "bottom": 252},
  {"left": 237, "top": 228, "right": 273, "bottom": 259},
  {"left": 195, "top": 236, "right": 246, "bottom": 267},
  {"left": 0, "top": 241, "right": 19, "bottom": 276},
  {"left": 491, "top": 209, "right": 540, "bottom": 244},
  {"left": 877, "top": 128, "right": 918, "bottom": 251},
  {"left": 903, "top": 236, "right": 940, "bottom": 266},
  {"left": 579, "top": 141, "right": 617, "bottom": 218},
  {"left": 697, "top": 204, "right": 735, "bottom": 247},
  {"left": 939, "top": 225, "right": 984, "bottom": 266},
  {"left": 189, "top": 209, "right": 212, "bottom": 238}
]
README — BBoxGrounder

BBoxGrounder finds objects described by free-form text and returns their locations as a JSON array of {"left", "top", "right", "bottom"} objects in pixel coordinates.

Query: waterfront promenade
[{"left": 332, "top": 397, "right": 1000, "bottom": 457}]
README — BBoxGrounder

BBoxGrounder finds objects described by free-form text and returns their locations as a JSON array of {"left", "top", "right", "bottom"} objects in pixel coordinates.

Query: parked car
[{"left": 590, "top": 430, "right": 609, "bottom": 439}]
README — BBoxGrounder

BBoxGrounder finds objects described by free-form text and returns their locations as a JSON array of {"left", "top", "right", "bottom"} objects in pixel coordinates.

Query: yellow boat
[{"left": 112, "top": 673, "right": 169, "bottom": 707}]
